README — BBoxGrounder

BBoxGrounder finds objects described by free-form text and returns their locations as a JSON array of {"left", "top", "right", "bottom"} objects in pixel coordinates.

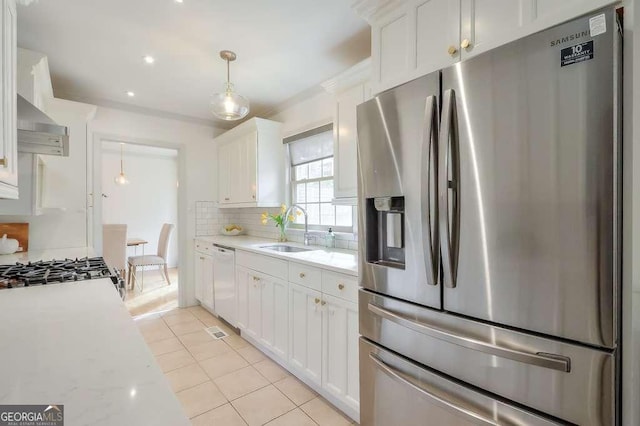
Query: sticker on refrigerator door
[
  {"left": 589, "top": 13, "right": 606, "bottom": 37},
  {"left": 560, "top": 41, "right": 593, "bottom": 67}
]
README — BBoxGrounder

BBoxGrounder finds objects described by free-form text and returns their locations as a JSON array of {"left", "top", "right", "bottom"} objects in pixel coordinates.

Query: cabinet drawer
[
  {"left": 289, "top": 262, "right": 322, "bottom": 292},
  {"left": 236, "top": 250, "right": 288, "bottom": 280},
  {"left": 195, "top": 240, "right": 215, "bottom": 254},
  {"left": 322, "top": 271, "right": 358, "bottom": 303}
]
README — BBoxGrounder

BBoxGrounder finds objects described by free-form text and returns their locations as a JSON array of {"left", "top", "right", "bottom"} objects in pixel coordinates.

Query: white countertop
[
  {"left": 0, "top": 247, "right": 96, "bottom": 265},
  {"left": 197, "top": 235, "right": 359, "bottom": 276},
  {"left": 0, "top": 279, "right": 189, "bottom": 426}
]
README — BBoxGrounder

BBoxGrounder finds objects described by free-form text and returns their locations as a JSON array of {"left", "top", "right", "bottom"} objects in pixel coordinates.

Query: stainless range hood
[{"left": 17, "top": 94, "right": 69, "bottom": 156}]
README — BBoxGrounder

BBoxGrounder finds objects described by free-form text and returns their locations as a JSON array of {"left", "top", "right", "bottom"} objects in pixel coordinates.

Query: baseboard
[{"left": 239, "top": 330, "right": 360, "bottom": 423}]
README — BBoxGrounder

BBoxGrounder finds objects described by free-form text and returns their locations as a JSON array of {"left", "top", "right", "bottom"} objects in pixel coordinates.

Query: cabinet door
[
  {"left": 201, "top": 255, "right": 215, "bottom": 312},
  {"left": 322, "top": 294, "right": 359, "bottom": 410},
  {"left": 218, "top": 143, "right": 232, "bottom": 204},
  {"left": 259, "top": 275, "right": 288, "bottom": 359},
  {"left": 333, "top": 85, "right": 364, "bottom": 201},
  {"left": 236, "top": 266, "right": 249, "bottom": 330},
  {"left": 459, "top": 0, "right": 530, "bottom": 59},
  {"left": 415, "top": 0, "right": 461, "bottom": 76},
  {"left": 0, "top": 0, "right": 17, "bottom": 198},
  {"left": 372, "top": 4, "right": 412, "bottom": 93},
  {"left": 194, "top": 254, "right": 204, "bottom": 302},
  {"left": 243, "top": 131, "right": 257, "bottom": 203},
  {"left": 289, "top": 283, "right": 322, "bottom": 386},
  {"left": 246, "top": 272, "right": 262, "bottom": 339}
]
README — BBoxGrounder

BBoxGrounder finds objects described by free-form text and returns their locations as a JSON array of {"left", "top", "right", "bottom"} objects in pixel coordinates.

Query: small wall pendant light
[
  {"left": 114, "top": 143, "right": 129, "bottom": 185},
  {"left": 211, "top": 50, "right": 250, "bottom": 121}
]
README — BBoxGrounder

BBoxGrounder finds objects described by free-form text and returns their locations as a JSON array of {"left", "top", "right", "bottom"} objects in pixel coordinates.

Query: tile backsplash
[{"left": 195, "top": 201, "right": 358, "bottom": 251}]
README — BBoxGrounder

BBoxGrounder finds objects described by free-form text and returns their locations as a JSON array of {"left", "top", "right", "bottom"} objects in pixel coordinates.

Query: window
[{"left": 286, "top": 125, "right": 353, "bottom": 233}]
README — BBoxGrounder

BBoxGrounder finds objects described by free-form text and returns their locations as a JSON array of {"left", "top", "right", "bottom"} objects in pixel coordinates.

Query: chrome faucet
[{"left": 285, "top": 204, "right": 313, "bottom": 246}]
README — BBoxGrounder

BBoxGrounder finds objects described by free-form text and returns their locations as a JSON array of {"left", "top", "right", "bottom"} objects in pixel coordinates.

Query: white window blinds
[{"left": 285, "top": 124, "right": 333, "bottom": 166}]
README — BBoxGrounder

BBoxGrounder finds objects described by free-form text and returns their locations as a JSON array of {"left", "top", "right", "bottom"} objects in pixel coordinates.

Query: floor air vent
[{"left": 205, "top": 326, "right": 229, "bottom": 340}]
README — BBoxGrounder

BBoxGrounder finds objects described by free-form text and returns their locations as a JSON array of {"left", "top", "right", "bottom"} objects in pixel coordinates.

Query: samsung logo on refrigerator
[{"left": 550, "top": 30, "right": 590, "bottom": 46}]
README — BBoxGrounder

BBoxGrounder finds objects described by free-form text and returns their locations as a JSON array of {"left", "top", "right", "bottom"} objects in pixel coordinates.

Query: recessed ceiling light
[
  {"left": 126, "top": 91, "right": 135, "bottom": 97},
  {"left": 143, "top": 55, "right": 155, "bottom": 64},
  {"left": 175, "top": 0, "right": 183, "bottom": 3}
]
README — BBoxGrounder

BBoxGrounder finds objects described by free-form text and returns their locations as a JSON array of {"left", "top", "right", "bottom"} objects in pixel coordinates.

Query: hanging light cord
[{"left": 120, "top": 143, "right": 125, "bottom": 174}]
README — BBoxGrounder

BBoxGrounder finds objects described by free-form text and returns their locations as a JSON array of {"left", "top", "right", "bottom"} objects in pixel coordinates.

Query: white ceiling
[{"left": 17, "top": 0, "right": 370, "bottom": 127}]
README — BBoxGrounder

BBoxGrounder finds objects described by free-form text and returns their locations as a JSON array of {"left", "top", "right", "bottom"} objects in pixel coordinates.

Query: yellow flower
[
  {"left": 288, "top": 215, "right": 295, "bottom": 222},
  {"left": 261, "top": 212, "right": 268, "bottom": 225},
  {"left": 261, "top": 218, "right": 268, "bottom": 225},
  {"left": 281, "top": 204, "right": 287, "bottom": 213},
  {"left": 296, "top": 210, "right": 302, "bottom": 216}
]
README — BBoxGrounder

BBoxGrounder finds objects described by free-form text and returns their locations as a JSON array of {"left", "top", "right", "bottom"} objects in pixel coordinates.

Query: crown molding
[
  {"left": 321, "top": 57, "right": 371, "bottom": 94},
  {"left": 351, "top": 0, "right": 408, "bottom": 24}
]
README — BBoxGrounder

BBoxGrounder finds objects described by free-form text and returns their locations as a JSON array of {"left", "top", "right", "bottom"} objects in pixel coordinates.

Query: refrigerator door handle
[
  {"left": 438, "top": 89, "right": 460, "bottom": 288},
  {"left": 368, "top": 303, "right": 571, "bottom": 372},
  {"left": 369, "top": 353, "right": 499, "bottom": 425},
  {"left": 422, "top": 95, "right": 439, "bottom": 286}
]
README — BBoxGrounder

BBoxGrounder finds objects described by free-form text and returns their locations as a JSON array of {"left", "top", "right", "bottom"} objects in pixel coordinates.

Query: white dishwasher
[{"left": 212, "top": 245, "right": 236, "bottom": 327}]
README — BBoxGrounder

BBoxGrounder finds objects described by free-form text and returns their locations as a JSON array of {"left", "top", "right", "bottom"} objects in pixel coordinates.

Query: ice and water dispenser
[{"left": 365, "top": 196, "right": 405, "bottom": 269}]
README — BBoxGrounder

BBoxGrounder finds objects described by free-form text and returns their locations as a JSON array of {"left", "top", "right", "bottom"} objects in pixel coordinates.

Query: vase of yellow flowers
[{"left": 261, "top": 204, "right": 295, "bottom": 242}]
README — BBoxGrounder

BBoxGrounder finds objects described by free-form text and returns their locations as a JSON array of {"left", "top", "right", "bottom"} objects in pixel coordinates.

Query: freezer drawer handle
[
  {"left": 369, "top": 353, "right": 499, "bottom": 426},
  {"left": 368, "top": 303, "right": 571, "bottom": 373}
]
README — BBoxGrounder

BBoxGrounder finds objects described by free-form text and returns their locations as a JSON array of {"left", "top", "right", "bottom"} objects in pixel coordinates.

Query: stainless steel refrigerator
[{"left": 357, "top": 7, "right": 621, "bottom": 426}]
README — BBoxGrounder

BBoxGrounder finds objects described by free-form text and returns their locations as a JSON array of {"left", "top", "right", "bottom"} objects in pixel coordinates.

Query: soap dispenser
[{"left": 326, "top": 227, "right": 336, "bottom": 249}]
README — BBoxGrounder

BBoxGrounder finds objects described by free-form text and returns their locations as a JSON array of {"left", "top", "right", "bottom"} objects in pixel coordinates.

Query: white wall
[
  {"left": 89, "top": 106, "right": 221, "bottom": 307},
  {"left": 101, "top": 143, "right": 179, "bottom": 267},
  {"left": 269, "top": 90, "right": 334, "bottom": 138}
]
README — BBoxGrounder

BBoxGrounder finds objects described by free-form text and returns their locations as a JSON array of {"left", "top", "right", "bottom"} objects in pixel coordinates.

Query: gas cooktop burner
[{"left": 0, "top": 257, "right": 125, "bottom": 299}]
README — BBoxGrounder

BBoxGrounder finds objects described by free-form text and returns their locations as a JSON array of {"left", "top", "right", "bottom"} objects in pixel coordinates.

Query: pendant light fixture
[
  {"left": 211, "top": 50, "right": 250, "bottom": 121},
  {"left": 114, "top": 143, "right": 129, "bottom": 185}
]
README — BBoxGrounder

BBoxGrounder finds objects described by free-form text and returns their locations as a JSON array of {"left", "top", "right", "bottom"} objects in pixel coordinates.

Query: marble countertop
[
  {"left": 0, "top": 247, "right": 97, "bottom": 265},
  {"left": 0, "top": 279, "right": 189, "bottom": 426},
  {"left": 196, "top": 235, "right": 359, "bottom": 276}
]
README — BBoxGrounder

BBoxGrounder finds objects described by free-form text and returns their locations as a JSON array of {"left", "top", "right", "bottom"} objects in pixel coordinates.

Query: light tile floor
[{"left": 136, "top": 306, "right": 356, "bottom": 426}]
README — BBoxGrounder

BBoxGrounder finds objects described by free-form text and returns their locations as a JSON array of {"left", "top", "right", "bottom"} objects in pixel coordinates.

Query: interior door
[
  {"left": 357, "top": 70, "right": 441, "bottom": 309},
  {"left": 439, "top": 8, "right": 618, "bottom": 348}
]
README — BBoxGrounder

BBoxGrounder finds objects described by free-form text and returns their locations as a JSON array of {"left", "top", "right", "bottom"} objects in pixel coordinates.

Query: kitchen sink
[{"left": 260, "top": 245, "right": 315, "bottom": 253}]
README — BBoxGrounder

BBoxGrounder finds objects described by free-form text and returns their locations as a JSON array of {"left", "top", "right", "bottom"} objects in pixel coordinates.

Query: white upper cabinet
[
  {"left": 415, "top": 0, "right": 460, "bottom": 79},
  {"left": 215, "top": 118, "right": 283, "bottom": 208},
  {"left": 355, "top": 0, "right": 618, "bottom": 94},
  {"left": 322, "top": 58, "right": 371, "bottom": 204},
  {"left": 0, "top": 0, "right": 17, "bottom": 199}
]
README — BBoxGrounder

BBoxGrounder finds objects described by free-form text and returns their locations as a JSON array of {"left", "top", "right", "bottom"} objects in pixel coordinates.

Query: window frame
[{"left": 284, "top": 125, "right": 354, "bottom": 234}]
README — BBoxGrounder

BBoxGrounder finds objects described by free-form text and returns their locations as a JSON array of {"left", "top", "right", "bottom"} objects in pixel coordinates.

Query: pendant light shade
[
  {"left": 211, "top": 50, "right": 250, "bottom": 121},
  {"left": 114, "top": 143, "right": 129, "bottom": 185}
]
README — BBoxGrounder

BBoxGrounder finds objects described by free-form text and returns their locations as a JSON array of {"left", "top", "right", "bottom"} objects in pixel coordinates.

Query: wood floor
[{"left": 125, "top": 267, "right": 178, "bottom": 316}]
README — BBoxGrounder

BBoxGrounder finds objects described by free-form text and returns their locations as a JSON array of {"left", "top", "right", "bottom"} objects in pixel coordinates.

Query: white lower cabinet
[
  {"left": 236, "top": 266, "right": 250, "bottom": 330},
  {"left": 322, "top": 294, "right": 360, "bottom": 412},
  {"left": 261, "top": 275, "right": 288, "bottom": 359},
  {"left": 235, "top": 250, "right": 359, "bottom": 422},
  {"left": 236, "top": 265, "right": 289, "bottom": 359},
  {"left": 194, "top": 251, "right": 214, "bottom": 312},
  {"left": 289, "top": 283, "right": 323, "bottom": 386}
]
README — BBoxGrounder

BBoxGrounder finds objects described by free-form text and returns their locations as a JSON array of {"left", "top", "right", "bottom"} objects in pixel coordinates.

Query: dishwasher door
[{"left": 213, "top": 245, "right": 236, "bottom": 326}]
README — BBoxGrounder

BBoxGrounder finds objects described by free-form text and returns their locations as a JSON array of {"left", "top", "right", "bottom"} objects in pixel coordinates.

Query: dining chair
[
  {"left": 102, "top": 224, "right": 127, "bottom": 276},
  {"left": 128, "top": 223, "right": 175, "bottom": 291}
]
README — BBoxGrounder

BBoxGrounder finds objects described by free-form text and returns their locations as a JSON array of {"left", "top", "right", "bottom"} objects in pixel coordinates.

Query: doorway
[{"left": 90, "top": 133, "right": 187, "bottom": 316}]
